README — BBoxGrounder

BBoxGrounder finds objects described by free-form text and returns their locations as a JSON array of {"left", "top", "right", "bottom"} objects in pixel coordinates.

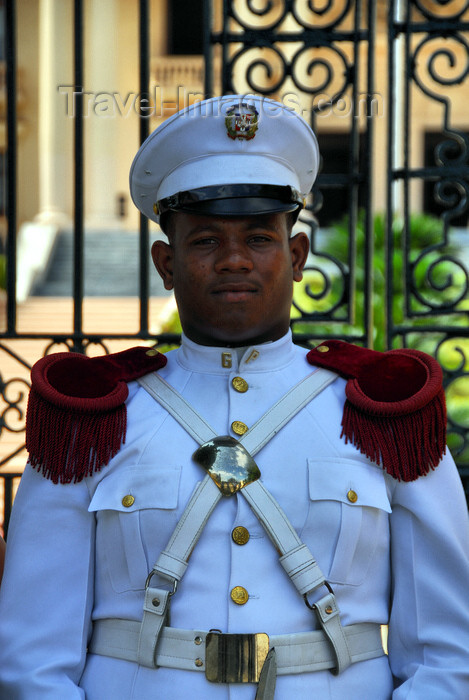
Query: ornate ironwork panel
[
  {"left": 207, "top": 0, "right": 377, "bottom": 347},
  {"left": 387, "top": 0, "right": 469, "bottom": 497}
]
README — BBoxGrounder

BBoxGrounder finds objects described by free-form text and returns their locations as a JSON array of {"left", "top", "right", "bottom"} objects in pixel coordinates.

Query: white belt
[{"left": 89, "top": 618, "right": 385, "bottom": 675}]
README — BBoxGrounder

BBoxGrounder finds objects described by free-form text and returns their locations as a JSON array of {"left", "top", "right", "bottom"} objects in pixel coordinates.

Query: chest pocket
[
  {"left": 89, "top": 465, "right": 182, "bottom": 593},
  {"left": 304, "top": 459, "right": 391, "bottom": 586}
]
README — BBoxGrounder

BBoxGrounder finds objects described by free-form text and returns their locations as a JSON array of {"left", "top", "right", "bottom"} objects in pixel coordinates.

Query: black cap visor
[
  {"left": 156, "top": 184, "right": 303, "bottom": 217},
  {"left": 182, "top": 196, "right": 300, "bottom": 216}
]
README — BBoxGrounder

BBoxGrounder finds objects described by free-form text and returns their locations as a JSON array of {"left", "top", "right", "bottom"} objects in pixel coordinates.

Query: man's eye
[
  {"left": 249, "top": 235, "right": 271, "bottom": 244},
  {"left": 193, "top": 237, "right": 217, "bottom": 246}
]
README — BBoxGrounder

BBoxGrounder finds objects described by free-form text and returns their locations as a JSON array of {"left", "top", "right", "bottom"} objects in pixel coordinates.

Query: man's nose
[{"left": 214, "top": 241, "right": 254, "bottom": 272}]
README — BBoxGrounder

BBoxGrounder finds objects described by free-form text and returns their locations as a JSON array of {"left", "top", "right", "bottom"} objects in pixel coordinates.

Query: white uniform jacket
[{"left": 0, "top": 332, "right": 469, "bottom": 699}]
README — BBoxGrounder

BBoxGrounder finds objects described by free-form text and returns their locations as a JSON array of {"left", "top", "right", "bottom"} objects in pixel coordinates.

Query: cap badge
[{"left": 225, "top": 103, "right": 259, "bottom": 141}]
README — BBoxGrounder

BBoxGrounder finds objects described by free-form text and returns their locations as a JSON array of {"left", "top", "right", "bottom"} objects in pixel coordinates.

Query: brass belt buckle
[{"left": 205, "top": 632, "right": 270, "bottom": 683}]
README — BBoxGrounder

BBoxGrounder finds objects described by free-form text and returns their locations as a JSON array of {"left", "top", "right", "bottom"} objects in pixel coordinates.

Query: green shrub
[{"left": 292, "top": 210, "right": 468, "bottom": 352}]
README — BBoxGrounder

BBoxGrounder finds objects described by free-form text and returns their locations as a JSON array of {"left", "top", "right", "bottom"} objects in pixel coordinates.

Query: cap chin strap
[{"left": 90, "top": 369, "right": 386, "bottom": 694}]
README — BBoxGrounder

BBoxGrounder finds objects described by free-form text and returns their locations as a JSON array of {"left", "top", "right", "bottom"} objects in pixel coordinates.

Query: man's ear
[
  {"left": 151, "top": 240, "right": 174, "bottom": 291},
  {"left": 289, "top": 231, "right": 309, "bottom": 282}
]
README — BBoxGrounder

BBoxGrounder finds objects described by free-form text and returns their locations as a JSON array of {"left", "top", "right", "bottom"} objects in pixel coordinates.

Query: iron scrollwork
[
  {"left": 0, "top": 375, "right": 30, "bottom": 467},
  {"left": 390, "top": 0, "right": 469, "bottom": 492},
  {"left": 413, "top": 0, "right": 469, "bottom": 22},
  {"left": 213, "top": 0, "right": 374, "bottom": 345},
  {"left": 42, "top": 339, "right": 112, "bottom": 357},
  {"left": 0, "top": 344, "right": 31, "bottom": 468},
  {"left": 403, "top": 8, "right": 469, "bottom": 317},
  {"left": 436, "top": 337, "right": 469, "bottom": 496}
]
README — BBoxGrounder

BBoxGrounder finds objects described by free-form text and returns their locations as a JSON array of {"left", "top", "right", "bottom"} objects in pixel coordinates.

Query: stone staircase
[{"left": 31, "top": 229, "right": 172, "bottom": 298}]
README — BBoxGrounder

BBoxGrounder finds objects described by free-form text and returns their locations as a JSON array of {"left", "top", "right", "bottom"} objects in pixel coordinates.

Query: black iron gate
[
  {"left": 1, "top": 0, "right": 468, "bottom": 536},
  {"left": 207, "top": 1, "right": 377, "bottom": 347},
  {"left": 386, "top": 1, "right": 469, "bottom": 497}
]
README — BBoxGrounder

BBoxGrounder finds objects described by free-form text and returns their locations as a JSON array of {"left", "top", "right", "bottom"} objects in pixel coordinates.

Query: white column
[
  {"left": 85, "top": 0, "right": 121, "bottom": 228},
  {"left": 36, "top": 0, "right": 73, "bottom": 226}
]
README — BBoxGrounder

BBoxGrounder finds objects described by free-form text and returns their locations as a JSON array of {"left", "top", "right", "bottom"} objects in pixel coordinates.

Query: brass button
[
  {"left": 232, "top": 526, "right": 250, "bottom": 545},
  {"left": 231, "top": 420, "right": 248, "bottom": 436},
  {"left": 146, "top": 347, "right": 159, "bottom": 357},
  {"left": 232, "top": 376, "right": 248, "bottom": 393},
  {"left": 122, "top": 494, "right": 135, "bottom": 507},
  {"left": 347, "top": 490, "right": 358, "bottom": 503},
  {"left": 325, "top": 605, "right": 333, "bottom": 614},
  {"left": 316, "top": 345, "right": 329, "bottom": 353},
  {"left": 195, "top": 658, "right": 204, "bottom": 667},
  {"left": 230, "top": 586, "right": 249, "bottom": 605}
]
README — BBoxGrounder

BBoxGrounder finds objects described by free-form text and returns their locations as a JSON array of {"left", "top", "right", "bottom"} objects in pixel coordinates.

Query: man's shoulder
[
  {"left": 26, "top": 347, "right": 167, "bottom": 484},
  {"left": 307, "top": 340, "right": 446, "bottom": 482}
]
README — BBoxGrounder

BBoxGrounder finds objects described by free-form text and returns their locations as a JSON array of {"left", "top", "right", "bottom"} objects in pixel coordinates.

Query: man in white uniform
[{"left": 0, "top": 95, "right": 468, "bottom": 699}]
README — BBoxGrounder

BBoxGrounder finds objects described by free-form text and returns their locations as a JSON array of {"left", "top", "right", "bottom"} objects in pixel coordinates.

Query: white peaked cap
[{"left": 129, "top": 94, "right": 320, "bottom": 224}]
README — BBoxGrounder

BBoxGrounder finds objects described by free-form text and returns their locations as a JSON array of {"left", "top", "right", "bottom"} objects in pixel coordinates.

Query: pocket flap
[
  {"left": 308, "top": 459, "right": 391, "bottom": 513},
  {"left": 89, "top": 465, "right": 182, "bottom": 512}
]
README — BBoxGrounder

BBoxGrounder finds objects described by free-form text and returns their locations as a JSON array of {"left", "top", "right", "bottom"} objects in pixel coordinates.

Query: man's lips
[{"left": 211, "top": 282, "right": 259, "bottom": 302}]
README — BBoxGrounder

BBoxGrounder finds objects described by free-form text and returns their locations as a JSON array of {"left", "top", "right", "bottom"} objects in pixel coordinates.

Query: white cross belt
[
  {"left": 89, "top": 367, "right": 385, "bottom": 696},
  {"left": 134, "top": 368, "right": 357, "bottom": 676}
]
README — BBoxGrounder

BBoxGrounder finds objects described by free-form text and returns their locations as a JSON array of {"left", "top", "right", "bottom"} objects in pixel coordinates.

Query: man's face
[{"left": 151, "top": 211, "right": 309, "bottom": 347}]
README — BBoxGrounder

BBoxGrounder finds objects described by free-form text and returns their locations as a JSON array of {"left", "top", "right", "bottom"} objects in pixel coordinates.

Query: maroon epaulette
[
  {"left": 307, "top": 340, "right": 446, "bottom": 482},
  {"left": 26, "top": 347, "right": 167, "bottom": 484}
]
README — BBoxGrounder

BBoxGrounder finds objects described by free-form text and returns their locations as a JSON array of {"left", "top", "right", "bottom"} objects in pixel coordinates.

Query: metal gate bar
[
  {"left": 1, "top": 474, "right": 21, "bottom": 540},
  {"left": 139, "top": 0, "right": 150, "bottom": 336},
  {"left": 5, "top": 0, "right": 17, "bottom": 334},
  {"left": 73, "top": 0, "right": 84, "bottom": 350}
]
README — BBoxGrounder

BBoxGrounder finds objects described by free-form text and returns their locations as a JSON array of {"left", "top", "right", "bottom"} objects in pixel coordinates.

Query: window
[
  {"left": 167, "top": 0, "right": 204, "bottom": 55},
  {"left": 316, "top": 131, "right": 367, "bottom": 226}
]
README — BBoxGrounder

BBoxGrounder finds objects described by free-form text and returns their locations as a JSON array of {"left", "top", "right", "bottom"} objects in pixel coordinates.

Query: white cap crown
[{"left": 130, "top": 94, "right": 320, "bottom": 223}]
